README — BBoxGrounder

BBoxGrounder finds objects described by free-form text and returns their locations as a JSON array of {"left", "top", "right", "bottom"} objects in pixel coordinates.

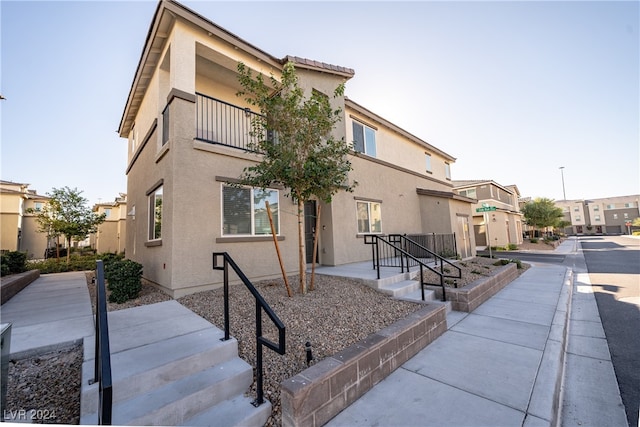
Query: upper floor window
[
  {"left": 459, "top": 188, "right": 477, "bottom": 199},
  {"left": 149, "top": 185, "right": 163, "bottom": 240},
  {"left": 624, "top": 213, "right": 629, "bottom": 219},
  {"left": 606, "top": 204, "right": 615, "bottom": 209},
  {"left": 104, "top": 208, "right": 111, "bottom": 218},
  {"left": 445, "top": 163, "right": 451, "bottom": 180},
  {"left": 356, "top": 200, "right": 381, "bottom": 234},
  {"left": 352, "top": 121, "right": 376, "bottom": 157},
  {"left": 613, "top": 213, "right": 618, "bottom": 219},
  {"left": 593, "top": 205, "right": 599, "bottom": 211},
  {"left": 574, "top": 207, "right": 580, "bottom": 212},
  {"left": 131, "top": 124, "right": 138, "bottom": 153},
  {"left": 575, "top": 215, "right": 581, "bottom": 222},
  {"left": 34, "top": 202, "right": 43, "bottom": 212},
  {"left": 222, "top": 185, "right": 279, "bottom": 236},
  {"left": 595, "top": 215, "right": 601, "bottom": 222},
  {"left": 162, "top": 104, "right": 170, "bottom": 146},
  {"left": 625, "top": 203, "right": 634, "bottom": 208},
  {"left": 425, "top": 153, "right": 432, "bottom": 173}
]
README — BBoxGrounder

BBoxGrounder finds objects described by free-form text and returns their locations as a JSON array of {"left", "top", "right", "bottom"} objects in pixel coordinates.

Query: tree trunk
[
  {"left": 297, "top": 198, "right": 307, "bottom": 294},
  {"left": 66, "top": 236, "right": 72, "bottom": 264},
  {"left": 310, "top": 204, "right": 321, "bottom": 291}
]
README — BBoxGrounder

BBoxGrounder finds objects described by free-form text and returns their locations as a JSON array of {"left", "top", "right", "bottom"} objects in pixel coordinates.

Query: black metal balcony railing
[{"left": 196, "top": 93, "right": 263, "bottom": 151}]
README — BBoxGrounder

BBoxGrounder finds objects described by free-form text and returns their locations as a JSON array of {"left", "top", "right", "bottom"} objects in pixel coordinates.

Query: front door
[
  {"left": 304, "top": 201, "right": 318, "bottom": 263},
  {"left": 457, "top": 216, "right": 472, "bottom": 258}
]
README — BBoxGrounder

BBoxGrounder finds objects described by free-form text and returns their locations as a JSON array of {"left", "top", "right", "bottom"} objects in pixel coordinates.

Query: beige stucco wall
[
  {"left": 1, "top": 213, "right": 20, "bottom": 251},
  {"left": 122, "top": 8, "right": 473, "bottom": 296}
]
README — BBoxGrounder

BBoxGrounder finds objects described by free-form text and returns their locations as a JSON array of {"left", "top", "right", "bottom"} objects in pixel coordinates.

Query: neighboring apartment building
[
  {"left": 91, "top": 194, "right": 128, "bottom": 254},
  {"left": 556, "top": 195, "right": 640, "bottom": 235},
  {"left": 118, "top": 0, "right": 476, "bottom": 297},
  {"left": 453, "top": 180, "right": 524, "bottom": 248},
  {"left": 0, "top": 180, "right": 50, "bottom": 258}
]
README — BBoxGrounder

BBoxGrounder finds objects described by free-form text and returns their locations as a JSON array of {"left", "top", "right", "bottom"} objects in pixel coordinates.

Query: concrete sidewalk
[
  {"left": 0, "top": 271, "right": 94, "bottom": 356},
  {"left": 327, "top": 238, "right": 628, "bottom": 427}
]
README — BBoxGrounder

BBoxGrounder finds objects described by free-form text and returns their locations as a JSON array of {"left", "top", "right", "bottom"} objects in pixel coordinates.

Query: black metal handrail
[
  {"left": 364, "top": 234, "right": 460, "bottom": 301},
  {"left": 91, "top": 260, "right": 113, "bottom": 425},
  {"left": 196, "top": 93, "right": 263, "bottom": 151},
  {"left": 395, "top": 234, "right": 461, "bottom": 288},
  {"left": 212, "top": 252, "right": 286, "bottom": 407}
]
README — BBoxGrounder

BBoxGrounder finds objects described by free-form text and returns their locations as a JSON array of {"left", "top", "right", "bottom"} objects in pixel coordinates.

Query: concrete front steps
[
  {"left": 81, "top": 300, "right": 270, "bottom": 426},
  {"left": 362, "top": 268, "right": 454, "bottom": 312}
]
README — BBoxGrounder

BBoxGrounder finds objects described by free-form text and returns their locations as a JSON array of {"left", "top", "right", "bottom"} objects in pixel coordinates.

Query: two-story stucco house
[
  {"left": 0, "top": 180, "right": 50, "bottom": 258},
  {"left": 453, "top": 180, "right": 524, "bottom": 249},
  {"left": 91, "top": 194, "right": 128, "bottom": 254},
  {"left": 120, "top": 0, "right": 476, "bottom": 297}
]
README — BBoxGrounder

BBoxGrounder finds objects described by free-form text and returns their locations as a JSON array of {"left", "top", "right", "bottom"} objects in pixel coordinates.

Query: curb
[
  {"left": 553, "top": 267, "right": 574, "bottom": 427},
  {"left": 525, "top": 264, "right": 574, "bottom": 424}
]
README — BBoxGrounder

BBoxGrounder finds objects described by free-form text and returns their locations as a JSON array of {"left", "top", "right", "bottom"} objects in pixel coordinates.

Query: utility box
[{"left": 1, "top": 323, "right": 11, "bottom": 415}]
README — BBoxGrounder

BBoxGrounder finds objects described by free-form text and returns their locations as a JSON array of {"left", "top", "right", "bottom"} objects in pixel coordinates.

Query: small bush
[
  {"left": 494, "top": 259, "right": 510, "bottom": 266},
  {"left": 508, "top": 243, "right": 518, "bottom": 250},
  {"left": 1, "top": 251, "right": 28, "bottom": 276},
  {"left": 530, "top": 238, "right": 539, "bottom": 243},
  {"left": 510, "top": 259, "right": 523, "bottom": 269},
  {"left": 105, "top": 259, "right": 143, "bottom": 304}
]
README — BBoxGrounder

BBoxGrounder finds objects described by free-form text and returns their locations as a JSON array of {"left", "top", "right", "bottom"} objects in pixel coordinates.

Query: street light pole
[{"left": 559, "top": 167, "right": 567, "bottom": 200}]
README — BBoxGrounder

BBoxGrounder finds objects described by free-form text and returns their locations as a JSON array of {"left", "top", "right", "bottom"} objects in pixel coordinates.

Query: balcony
[{"left": 195, "top": 93, "right": 263, "bottom": 152}]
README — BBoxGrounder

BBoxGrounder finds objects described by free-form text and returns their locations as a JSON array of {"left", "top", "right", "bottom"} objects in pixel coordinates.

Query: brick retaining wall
[
  {"left": 280, "top": 303, "right": 447, "bottom": 427},
  {"left": 1, "top": 270, "right": 40, "bottom": 305},
  {"left": 429, "top": 263, "right": 519, "bottom": 312}
]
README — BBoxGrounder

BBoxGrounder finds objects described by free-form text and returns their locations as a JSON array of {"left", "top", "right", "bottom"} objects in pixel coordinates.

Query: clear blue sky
[{"left": 2, "top": 1, "right": 638, "bottom": 205}]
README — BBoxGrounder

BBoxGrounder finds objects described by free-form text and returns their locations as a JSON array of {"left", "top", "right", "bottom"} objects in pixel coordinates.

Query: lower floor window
[
  {"left": 222, "top": 185, "right": 279, "bottom": 236},
  {"left": 149, "top": 185, "right": 163, "bottom": 240},
  {"left": 356, "top": 201, "right": 381, "bottom": 233}
]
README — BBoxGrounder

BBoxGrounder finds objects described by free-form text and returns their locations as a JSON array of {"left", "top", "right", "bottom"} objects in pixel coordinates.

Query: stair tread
[
  {"left": 183, "top": 395, "right": 272, "bottom": 427},
  {"left": 106, "top": 358, "right": 252, "bottom": 425},
  {"left": 93, "top": 327, "right": 228, "bottom": 380}
]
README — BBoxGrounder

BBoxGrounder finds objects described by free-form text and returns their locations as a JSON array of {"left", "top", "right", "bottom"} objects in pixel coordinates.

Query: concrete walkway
[
  {"left": 0, "top": 271, "right": 94, "bottom": 356},
  {"left": 0, "top": 238, "right": 629, "bottom": 426},
  {"left": 327, "top": 238, "right": 628, "bottom": 427}
]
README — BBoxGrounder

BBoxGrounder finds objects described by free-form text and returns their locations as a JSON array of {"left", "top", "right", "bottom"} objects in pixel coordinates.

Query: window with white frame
[
  {"left": 222, "top": 185, "right": 279, "bottom": 236},
  {"left": 34, "top": 202, "right": 43, "bottom": 212},
  {"left": 458, "top": 188, "right": 477, "bottom": 199},
  {"left": 613, "top": 213, "right": 618, "bottom": 219},
  {"left": 356, "top": 201, "right": 381, "bottom": 234},
  {"left": 148, "top": 185, "right": 163, "bottom": 240},
  {"left": 352, "top": 121, "right": 376, "bottom": 157},
  {"left": 445, "top": 163, "right": 451, "bottom": 180},
  {"left": 104, "top": 208, "right": 111, "bottom": 218},
  {"left": 425, "top": 153, "right": 432, "bottom": 173},
  {"left": 595, "top": 215, "right": 601, "bottom": 222},
  {"left": 624, "top": 213, "right": 629, "bottom": 219}
]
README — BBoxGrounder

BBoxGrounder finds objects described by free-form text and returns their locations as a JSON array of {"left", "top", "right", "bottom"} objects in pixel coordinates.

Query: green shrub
[
  {"left": 510, "top": 259, "right": 523, "bottom": 269},
  {"left": 530, "top": 238, "right": 539, "bottom": 243},
  {"left": 494, "top": 259, "right": 510, "bottom": 266},
  {"left": 1, "top": 251, "right": 28, "bottom": 276},
  {"left": 105, "top": 259, "right": 143, "bottom": 304},
  {"left": 508, "top": 243, "right": 518, "bottom": 250}
]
